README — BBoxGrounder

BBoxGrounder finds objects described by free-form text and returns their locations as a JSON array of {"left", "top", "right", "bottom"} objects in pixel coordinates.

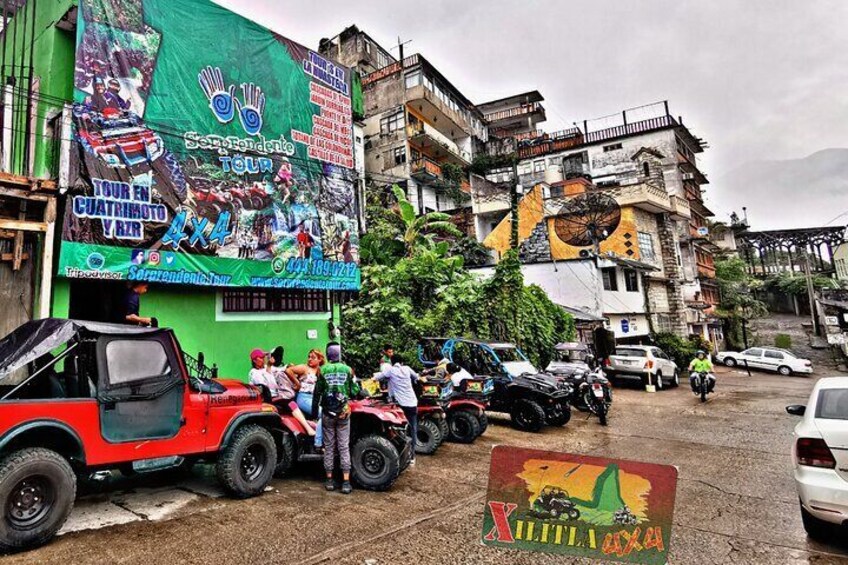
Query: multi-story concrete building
[
  {"left": 320, "top": 26, "right": 487, "bottom": 214},
  {"left": 473, "top": 101, "right": 719, "bottom": 342},
  {"left": 478, "top": 91, "right": 546, "bottom": 141}
]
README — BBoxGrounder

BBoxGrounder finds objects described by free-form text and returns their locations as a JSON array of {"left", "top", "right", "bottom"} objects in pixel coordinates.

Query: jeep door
[{"left": 96, "top": 334, "right": 206, "bottom": 455}]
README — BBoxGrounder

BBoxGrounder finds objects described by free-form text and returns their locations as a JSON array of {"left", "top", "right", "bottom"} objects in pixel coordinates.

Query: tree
[{"left": 715, "top": 257, "right": 768, "bottom": 349}]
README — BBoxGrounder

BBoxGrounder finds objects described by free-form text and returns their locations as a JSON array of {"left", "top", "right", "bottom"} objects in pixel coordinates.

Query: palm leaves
[{"left": 391, "top": 185, "right": 462, "bottom": 257}]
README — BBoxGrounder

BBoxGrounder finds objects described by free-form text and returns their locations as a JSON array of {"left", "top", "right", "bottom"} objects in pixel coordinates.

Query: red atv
[
  {"left": 270, "top": 394, "right": 412, "bottom": 491},
  {"left": 418, "top": 377, "right": 488, "bottom": 445},
  {"left": 75, "top": 107, "right": 165, "bottom": 168},
  {"left": 230, "top": 182, "right": 271, "bottom": 210},
  {"left": 0, "top": 319, "right": 286, "bottom": 552}
]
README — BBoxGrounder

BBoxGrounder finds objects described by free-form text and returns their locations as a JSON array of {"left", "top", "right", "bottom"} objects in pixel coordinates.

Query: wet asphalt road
[{"left": 4, "top": 367, "right": 848, "bottom": 565}]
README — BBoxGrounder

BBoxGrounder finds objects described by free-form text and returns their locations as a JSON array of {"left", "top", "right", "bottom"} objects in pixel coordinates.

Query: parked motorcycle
[{"left": 547, "top": 349, "right": 612, "bottom": 426}]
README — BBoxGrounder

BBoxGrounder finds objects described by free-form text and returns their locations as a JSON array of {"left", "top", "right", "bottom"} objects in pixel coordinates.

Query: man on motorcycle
[{"left": 688, "top": 350, "right": 715, "bottom": 393}]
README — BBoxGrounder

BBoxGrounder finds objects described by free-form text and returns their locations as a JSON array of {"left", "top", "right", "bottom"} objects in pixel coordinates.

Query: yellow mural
[{"left": 481, "top": 183, "right": 642, "bottom": 262}]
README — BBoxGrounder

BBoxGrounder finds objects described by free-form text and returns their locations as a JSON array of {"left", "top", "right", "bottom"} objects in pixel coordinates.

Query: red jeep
[{"left": 0, "top": 319, "right": 283, "bottom": 552}]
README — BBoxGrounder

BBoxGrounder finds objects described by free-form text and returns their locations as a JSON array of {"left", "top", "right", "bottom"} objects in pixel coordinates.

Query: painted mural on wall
[{"left": 58, "top": 0, "right": 360, "bottom": 290}]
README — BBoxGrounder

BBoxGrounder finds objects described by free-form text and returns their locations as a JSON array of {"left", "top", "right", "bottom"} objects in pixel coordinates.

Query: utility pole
[
  {"left": 803, "top": 249, "right": 820, "bottom": 335},
  {"left": 510, "top": 160, "right": 519, "bottom": 250}
]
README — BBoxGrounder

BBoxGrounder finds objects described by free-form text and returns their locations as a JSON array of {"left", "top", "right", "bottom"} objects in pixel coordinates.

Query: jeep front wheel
[
  {"left": 0, "top": 448, "right": 76, "bottom": 552},
  {"left": 351, "top": 435, "right": 400, "bottom": 491},
  {"left": 216, "top": 424, "right": 277, "bottom": 499}
]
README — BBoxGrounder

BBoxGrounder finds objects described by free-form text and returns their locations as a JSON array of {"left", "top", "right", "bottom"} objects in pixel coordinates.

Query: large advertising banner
[
  {"left": 58, "top": 0, "right": 360, "bottom": 290},
  {"left": 482, "top": 447, "right": 677, "bottom": 564}
]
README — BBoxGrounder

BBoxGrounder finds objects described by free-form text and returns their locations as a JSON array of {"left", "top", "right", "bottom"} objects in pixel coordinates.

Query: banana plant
[{"left": 391, "top": 184, "right": 462, "bottom": 257}]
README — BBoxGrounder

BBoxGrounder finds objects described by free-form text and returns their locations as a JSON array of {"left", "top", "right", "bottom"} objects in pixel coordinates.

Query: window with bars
[
  {"left": 638, "top": 232, "right": 656, "bottom": 261},
  {"left": 380, "top": 110, "right": 404, "bottom": 134},
  {"left": 222, "top": 289, "right": 330, "bottom": 313}
]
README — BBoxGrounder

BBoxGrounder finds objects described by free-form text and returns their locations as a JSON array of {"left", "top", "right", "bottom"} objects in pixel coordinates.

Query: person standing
[
  {"left": 312, "top": 342, "right": 359, "bottom": 494},
  {"left": 118, "top": 282, "right": 153, "bottom": 326},
  {"left": 380, "top": 344, "right": 394, "bottom": 366},
  {"left": 374, "top": 354, "right": 421, "bottom": 465}
]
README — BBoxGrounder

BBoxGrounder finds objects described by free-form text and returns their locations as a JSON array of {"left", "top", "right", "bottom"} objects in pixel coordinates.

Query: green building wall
[{"left": 52, "top": 279, "right": 341, "bottom": 381}]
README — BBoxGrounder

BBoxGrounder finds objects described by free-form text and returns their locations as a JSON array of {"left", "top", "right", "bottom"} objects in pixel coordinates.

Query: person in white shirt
[
  {"left": 248, "top": 348, "right": 315, "bottom": 437},
  {"left": 374, "top": 355, "right": 422, "bottom": 464}
]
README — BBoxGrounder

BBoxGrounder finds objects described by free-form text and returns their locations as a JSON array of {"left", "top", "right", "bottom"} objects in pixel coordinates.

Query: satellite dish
[{"left": 552, "top": 192, "right": 622, "bottom": 250}]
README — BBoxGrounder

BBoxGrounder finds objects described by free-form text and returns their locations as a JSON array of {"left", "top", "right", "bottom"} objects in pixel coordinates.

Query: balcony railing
[
  {"left": 411, "top": 157, "right": 442, "bottom": 180},
  {"left": 406, "top": 122, "right": 471, "bottom": 163},
  {"left": 584, "top": 114, "right": 678, "bottom": 144},
  {"left": 670, "top": 195, "right": 691, "bottom": 220},
  {"left": 593, "top": 183, "right": 673, "bottom": 214},
  {"left": 484, "top": 102, "right": 544, "bottom": 123},
  {"left": 517, "top": 128, "right": 584, "bottom": 159}
]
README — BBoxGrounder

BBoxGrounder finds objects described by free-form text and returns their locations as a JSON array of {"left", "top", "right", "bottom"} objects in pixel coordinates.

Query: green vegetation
[
  {"left": 341, "top": 185, "right": 574, "bottom": 375},
  {"left": 651, "top": 332, "right": 713, "bottom": 370},
  {"left": 774, "top": 334, "right": 792, "bottom": 349},
  {"left": 764, "top": 272, "right": 840, "bottom": 295},
  {"left": 714, "top": 257, "right": 769, "bottom": 350}
]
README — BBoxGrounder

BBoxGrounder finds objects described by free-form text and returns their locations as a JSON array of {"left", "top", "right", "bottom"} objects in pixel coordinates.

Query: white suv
[
  {"left": 716, "top": 347, "right": 813, "bottom": 376},
  {"left": 787, "top": 377, "right": 848, "bottom": 538},
  {"left": 606, "top": 346, "right": 679, "bottom": 389}
]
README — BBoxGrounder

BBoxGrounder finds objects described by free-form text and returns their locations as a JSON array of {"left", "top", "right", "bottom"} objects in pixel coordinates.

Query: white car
[
  {"left": 787, "top": 377, "right": 848, "bottom": 538},
  {"left": 716, "top": 347, "right": 812, "bottom": 376},
  {"left": 606, "top": 346, "right": 679, "bottom": 389}
]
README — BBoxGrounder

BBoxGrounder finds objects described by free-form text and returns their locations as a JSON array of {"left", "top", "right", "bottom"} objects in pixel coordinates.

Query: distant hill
[{"left": 711, "top": 149, "right": 848, "bottom": 230}]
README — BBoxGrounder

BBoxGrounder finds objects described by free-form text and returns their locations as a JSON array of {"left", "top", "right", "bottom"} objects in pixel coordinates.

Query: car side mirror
[{"left": 785, "top": 404, "right": 806, "bottom": 416}]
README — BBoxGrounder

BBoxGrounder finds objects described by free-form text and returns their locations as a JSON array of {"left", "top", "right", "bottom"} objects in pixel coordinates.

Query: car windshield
[
  {"left": 553, "top": 349, "right": 589, "bottom": 363},
  {"left": 816, "top": 389, "right": 848, "bottom": 420},
  {"left": 614, "top": 348, "right": 646, "bottom": 358},
  {"left": 502, "top": 361, "right": 538, "bottom": 378},
  {"left": 492, "top": 347, "right": 526, "bottom": 362}
]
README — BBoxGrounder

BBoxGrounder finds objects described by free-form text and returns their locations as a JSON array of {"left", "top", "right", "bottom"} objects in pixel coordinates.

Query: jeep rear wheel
[
  {"left": 216, "top": 424, "right": 276, "bottom": 499},
  {"left": 416, "top": 418, "right": 441, "bottom": 455},
  {"left": 511, "top": 399, "right": 546, "bottom": 432},
  {"left": 0, "top": 448, "right": 76, "bottom": 552},
  {"left": 448, "top": 410, "right": 481, "bottom": 443},
  {"left": 273, "top": 432, "right": 297, "bottom": 478},
  {"left": 351, "top": 435, "right": 400, "bottom": 491}
]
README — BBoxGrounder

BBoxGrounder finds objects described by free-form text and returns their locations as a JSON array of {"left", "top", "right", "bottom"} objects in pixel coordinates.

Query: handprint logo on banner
[
  {"left": 197, "top": 66, "right": 265, "bottom": 136},
  {"left": 235, "top": 82, "right": 265, "bottom": 136},
  {"left": 198, "top": 66, "right": 236, "bottom": 124}
]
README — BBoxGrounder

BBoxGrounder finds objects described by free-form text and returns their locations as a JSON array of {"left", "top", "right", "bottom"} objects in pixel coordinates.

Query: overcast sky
[{"left": 217, "top": 0, "right": 848, "bottom": 226}]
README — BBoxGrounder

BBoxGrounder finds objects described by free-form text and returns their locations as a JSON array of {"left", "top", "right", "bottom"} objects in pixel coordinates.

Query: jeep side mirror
[{"left": 785, "top": 404, "right": 806, "bottom": 416}]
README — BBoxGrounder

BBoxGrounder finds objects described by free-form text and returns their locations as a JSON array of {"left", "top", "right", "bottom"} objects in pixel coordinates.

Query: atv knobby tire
[
  {"left": 351, "top": 435, "right": 401, "bottom": 491},
  {"left": 437, "top": 417, "right": 449, "bottom": 446},
  {"left": 545, "top": 402, "right": 572, "bottom": 427},
  {"left": 216, "top": 424, "right": 276, "bottom": 498},
  {"left": 415, "top": 418, "right": 442, "bottom": 455},
  {"left": 477, "top": 411, "right": 489, "bottom": 436},
  {"left": 511, "top": 399, "right": 546, "bottom": 432},
  {"left": 448, "top": 410, "right": 481, "bottom": 443},
  {"left": 273, "top": 431, "right": 297, "bottom": 478},
  {"left": 0, "top": 448, "right": 76, "bottom": 552}
]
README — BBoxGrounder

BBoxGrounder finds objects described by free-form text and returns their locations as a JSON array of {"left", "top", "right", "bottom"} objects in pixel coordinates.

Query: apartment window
[
  {"left": 410, "top": 148, "right": 421, "bottom": 162},
  {"left": 424, "top": 76, "right": 433, "bottom": 91},
  {"left": 638, "top": 232, "right": 655, "bottom": 261},
  {"left": 365, "top": 41, "right": 372, "bottom": 54},
  {"left": 624, "top": 269, "right": 639, "bottom": 292},
  {"left": 518, "top": 162, "right": 532, "bottom": 175},
  {"left": 533, "top": 160, "right": 545, "bottom": 173},
  {"left": 643, "top": 162, "right": 651, "bottom": 177},
  {"left": 380, "top": 110, "right": 404, "bottom": 134},
  {"left": 405, "top": 70, "right": 422, "bottom": 89},
  {"left": 393, "top": 146, "right": 406, "bottom": 165},
  {"left": 603, "top": 143, "right": 623, "bottom": 152},
  {"left": 222, "top": 290, "right": 329, "bottom": 313},
  {"left": 602, "top": 268, "right": 618, "bottom": 291}
]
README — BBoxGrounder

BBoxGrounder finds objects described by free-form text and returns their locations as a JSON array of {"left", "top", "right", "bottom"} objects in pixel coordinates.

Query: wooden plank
[
  {"left": 38, "top": 198, "right": 58, "bottom": 318},
  {"left": 0, "top": 186, "right": 50, "bottom": 201},
  {"left": 0, "top": 171, "right": 58, "bottom": 191},
  {"left": 0, "top": 253, "right": 29, "bottom": 262},
  {"left": 0, "top": 219, "right": 47, "bottom": 232},
  {"left": 12, "top": 201, "right": 26, "bottom": 270}
]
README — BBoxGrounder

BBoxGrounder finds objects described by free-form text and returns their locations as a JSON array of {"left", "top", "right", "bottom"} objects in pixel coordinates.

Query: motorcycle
[
  {"left": 693, "top": 371, "right": 714, "bottom": 403},
  {"left": 573, "top": 365, "right": 613, "bottom": 426}
]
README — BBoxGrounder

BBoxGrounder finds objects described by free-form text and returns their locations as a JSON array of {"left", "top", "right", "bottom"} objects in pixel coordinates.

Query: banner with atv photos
[
  {"left": 482, "top": 446, "right": 677, "bottom": 565},
  {"left": 58, "top": 0, "right": 361, "bottom": 290}
]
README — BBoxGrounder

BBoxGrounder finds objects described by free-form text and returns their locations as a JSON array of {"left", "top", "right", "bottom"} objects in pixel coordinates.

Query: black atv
[
  {"left": 530, "top": 487, "right": 581, "bottom": 520},
  {"left": 418, "top": 338, "right": 572, "bottom": 433}
]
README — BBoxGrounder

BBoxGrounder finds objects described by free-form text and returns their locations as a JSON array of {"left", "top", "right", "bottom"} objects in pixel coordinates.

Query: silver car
[{"left": 716, "top": 347, "right": 813, "bottom": 376}]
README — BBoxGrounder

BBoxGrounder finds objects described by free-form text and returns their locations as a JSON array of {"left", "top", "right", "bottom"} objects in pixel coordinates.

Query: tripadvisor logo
[{"left": 86, "top": 252, "right": 105, "bottom": 270}]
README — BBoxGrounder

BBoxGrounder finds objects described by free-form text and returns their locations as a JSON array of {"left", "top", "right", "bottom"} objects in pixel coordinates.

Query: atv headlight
[
  {"left": 101, "top": 153, "right": 122, "bottom": 167},
  {"left": 147, "top": 136, "right": 165, "bottom": 161}
]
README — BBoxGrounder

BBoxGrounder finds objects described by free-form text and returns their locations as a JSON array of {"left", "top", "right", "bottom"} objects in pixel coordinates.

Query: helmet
[{"left": 697, "top": 350, "right": 706, "bottom": 358}]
